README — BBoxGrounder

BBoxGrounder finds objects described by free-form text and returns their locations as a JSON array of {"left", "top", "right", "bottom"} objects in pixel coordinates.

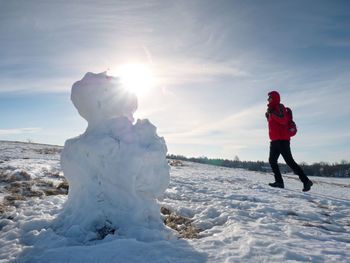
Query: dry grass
[
  {"left": 0, "top": 171, "right": 10, "bottom": 183},
  {"left": 1, "top": 174, "right": 69, "bottom": 210},
  {"left": 2, "top": 177, "right": 68, "bottom": 199},
  {"left": 0, "top": 203, "right": 7, "bottom": 214},
  {"left": 5, "top": 181, "right": 31, "bottom": 194},
  {"left": 14, "top": 171, "right": 31, "bottom": 181},
  {"left": 43, "top": 180, "right": 69, "bottom": 196},
  {"left": 3, "top": 195, "right": 26, "bottom": 206},
  {"left": 169, "top": 160, "right": 185, "bottom": 167},
  {"left": 24, "top": 189, "right": 44, "bottom": 197},
  {"left": 44, "top": 187, "right": 67, "bottom": 196},
  {"left": 44, "top": 189, "right": 63, "bottom": 196},
  {"left": 34, "top": 148, "right": 61, "bottom": 155},
  {"left": 41, "top": 167, "right": 62, "bottom": 178},
  {"left": 34, "top": 179, "right": 55, "bottom": 188},
  {"left": 50, "top": 172, "right": 62, "bottom": 178},
  {"left": 57, "top": 180, "right": 69, "bottom": 191},
  {"left": 0, "top": 170, "right": 31, "bottom": 183},
  {"left": 0, "top": 166, "right": 69, "bottom": 214},
  {"left": 5, "top": 181, "right": 43, "bottom": 198},
  {"left": 161, "top": 206, "right": 202, "bottom": 239}
]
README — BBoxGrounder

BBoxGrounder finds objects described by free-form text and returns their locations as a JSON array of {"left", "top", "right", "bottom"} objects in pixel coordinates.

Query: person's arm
[
  {"left": 269, "top": 104, "right": 288, "bottom": 125},
  {"left": 265, "top": 108, "right": 271, "bottom": 119}
]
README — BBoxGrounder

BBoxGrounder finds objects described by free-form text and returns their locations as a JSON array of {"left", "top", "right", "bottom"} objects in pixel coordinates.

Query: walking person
[{"left": 265, "top": 91, "right": 313, "bottom": 192}]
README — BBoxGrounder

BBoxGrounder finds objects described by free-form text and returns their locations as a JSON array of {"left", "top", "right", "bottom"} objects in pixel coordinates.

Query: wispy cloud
[
  {"left": 0, "top": 127, "right": 42, "bottom": 136},
  {"left": 150, "top": 56, "right": 249, "bottom": 86},
  {"left": 161, "top": 103, "right": 267, "bottom": 158}
]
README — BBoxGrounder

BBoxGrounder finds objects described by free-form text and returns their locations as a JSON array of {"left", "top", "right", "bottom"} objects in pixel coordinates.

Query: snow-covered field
[{"left": 0, "top": 140, "right": 349, "bottom": 262}]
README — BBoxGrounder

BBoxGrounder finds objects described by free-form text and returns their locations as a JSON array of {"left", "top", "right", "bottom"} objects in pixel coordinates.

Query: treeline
[{"left": 167, "top": 154, "right": 350, "bottom": 178}]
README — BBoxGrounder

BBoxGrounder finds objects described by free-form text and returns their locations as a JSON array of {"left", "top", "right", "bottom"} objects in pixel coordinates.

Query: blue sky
[{"left": 1, "top": 0, "right": 350, "bottom": 163}]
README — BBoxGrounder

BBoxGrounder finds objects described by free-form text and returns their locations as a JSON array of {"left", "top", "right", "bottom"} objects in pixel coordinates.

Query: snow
[
  {"left": 71, "top": 72, "right": 138, "bottom": 126},
  {"left": 167, "top": 163, "right": 350, "bottom": 262},
  {"left": 59, "top": 72, "right": 170, "bottom": 242},
  {"left": 1, "top": 141, "right": 350, "bottom": 262}
]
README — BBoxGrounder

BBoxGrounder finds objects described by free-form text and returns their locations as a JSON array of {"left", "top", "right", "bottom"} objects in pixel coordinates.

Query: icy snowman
[{"left": 59, "top": 72, "right": 170, "bottom": 241}]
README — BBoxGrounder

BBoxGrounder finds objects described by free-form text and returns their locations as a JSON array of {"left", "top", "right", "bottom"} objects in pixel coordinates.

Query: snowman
[{"left": 58, "top": 72, "right": 170, "bottom": 242}]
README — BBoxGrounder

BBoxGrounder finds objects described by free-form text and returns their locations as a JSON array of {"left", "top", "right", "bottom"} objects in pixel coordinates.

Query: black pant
[{"left": 269, "top": 140, "right": 309, "bottom": 184}]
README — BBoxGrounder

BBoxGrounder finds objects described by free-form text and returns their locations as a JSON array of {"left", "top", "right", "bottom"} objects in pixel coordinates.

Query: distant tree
[
  {"left": 167, "top": 153, "right": 350, "bottom": 177},
  {"left": 341, "top": 159, "right": 349, "bottom": 165}
]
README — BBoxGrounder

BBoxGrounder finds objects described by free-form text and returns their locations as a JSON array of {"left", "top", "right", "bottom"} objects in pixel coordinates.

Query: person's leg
[
  {"left": 280, "top": 140, "right": 310, "bottom": 184},
  {"left": 269, "top": 141, "right": 283, "bottom": 184}
]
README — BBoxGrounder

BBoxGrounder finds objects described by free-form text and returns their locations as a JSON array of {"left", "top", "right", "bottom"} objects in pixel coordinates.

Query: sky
[{"left": 1, "top": 0, "right": 350, "bottom": 164}]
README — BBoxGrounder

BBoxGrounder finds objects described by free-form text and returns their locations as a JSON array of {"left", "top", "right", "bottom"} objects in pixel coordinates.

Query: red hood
[{"left": 268, "top": 91, "right": 280, "bottom": 108}]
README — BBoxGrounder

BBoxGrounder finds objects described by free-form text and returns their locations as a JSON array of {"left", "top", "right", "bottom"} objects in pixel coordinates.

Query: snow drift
[{"left": 59, "top": 72, "right": 170, "bottom": 241}]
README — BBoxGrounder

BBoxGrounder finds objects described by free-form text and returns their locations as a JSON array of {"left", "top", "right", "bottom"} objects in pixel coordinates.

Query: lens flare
[{"left": 113, "top": 63, "right": 154, "bottom": 96}]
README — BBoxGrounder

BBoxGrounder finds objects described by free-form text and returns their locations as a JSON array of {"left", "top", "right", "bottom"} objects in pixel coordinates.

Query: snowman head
[{"left": 71, "top": 72, "right": 138, "bottom": 126}]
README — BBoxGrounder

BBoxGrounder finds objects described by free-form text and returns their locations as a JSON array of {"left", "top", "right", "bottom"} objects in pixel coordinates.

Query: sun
[{"left": 112, "top": 63, "right": 154, "bottom": 96}]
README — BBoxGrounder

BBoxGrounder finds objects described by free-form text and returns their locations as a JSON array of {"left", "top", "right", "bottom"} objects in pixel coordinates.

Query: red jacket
[{"left": 267, "top": 91, "right": 290, "bottom": 141}]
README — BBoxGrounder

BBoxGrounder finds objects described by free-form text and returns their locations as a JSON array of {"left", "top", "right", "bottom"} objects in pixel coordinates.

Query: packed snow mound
[
  {"left": 59, "top": 72, "right": 170, "bottom": 241},
  {"left": 71, "top": 72, "right": 138, "bottom": 126}
]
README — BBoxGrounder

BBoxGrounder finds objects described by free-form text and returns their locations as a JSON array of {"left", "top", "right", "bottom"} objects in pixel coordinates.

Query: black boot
[
  {"left": 302, "top": 180, "right": 313, "bottom": 192},
  {"left": 269, "top": 182, "right": 284, "bottom": 189}
]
